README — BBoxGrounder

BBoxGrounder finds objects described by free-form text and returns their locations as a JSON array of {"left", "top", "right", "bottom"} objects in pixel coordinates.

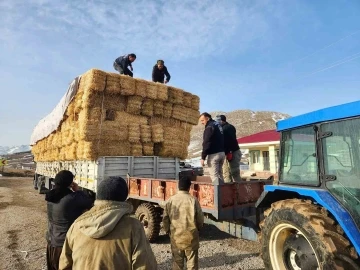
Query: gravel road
[{"left": 0, "top": 177, "right": 264, "bottom": 270}]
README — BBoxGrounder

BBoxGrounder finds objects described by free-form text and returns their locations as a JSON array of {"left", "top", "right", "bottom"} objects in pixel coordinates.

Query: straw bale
[
  {"left": 64, "top": 128, "right": 75, "bottom": 146},
  {"left": 188, "top": 108, "right": 200, "bottom": 125},
  {"left": 135, "top": 79, "right": 148, "bottom": 97},
  {"left": 140, "top": 125, "right": 152, "bottom": 143},
  {"left": 76, "top": 142, "right": 84, "bottom": 160},
  {"left": 59, "top": 147, "right": 66, "bottom": 161},
  {"left": 82, "top": 92, "right": 127, "bottom": 111},
  {"left": 131, "top": 143, "right": 143, "bottom": 156},
  {"left": 141, "top": 99, "right": 153, "bottom": 117},
  {"left": 168, "top": 86, "right": 184, "bottom": 104},
  {"left": 183, "top": 92, "right": 192, "bottom": 108},
  {"left": 153, "top": 100, "right": 164, "bottom": 116},
  {"left": 151, "top": 124, "right": 164, "bottom": 143},
  {"left": 149, "top": 117, "right": 182, "bottom": 128},
  {"left": 146, "top": 82, "right": 158, "bottom": 100},
  {"left": 180, "top": 122, "right": 194, "bottom": 131},
  {"left": 79, "top": 121, "right": 128, "bottom": 141},
  {"left": 191, "top": 95, "right": 200, "bottom": 110},
  {"left": 79, "top": 107, "right": 104, "bottom": 123},
  {"left": 158, "top": 141, "right": 188, "bottom": 160},
  {"left": 120, "top": 75, "right": 136, "bottom": 95},
  {"left": 83, "top": 141, "right": 131, "bottom": 160},
  {"left": 142, "top": 143, "right": 154, "bottom": 156},
  {"left": 157, "top": 83, "right": 168, "bottom": 101},
  {"left": 105, "top": 73, "right": 121, "bottom": 94},
  {"left": 128, "top": 124, "right": 140, "bottom": 143},
  {"left": 65, "top": 143, "right": 77, "bottom": 160},
  {"left": 66, "top": 101, "right": 76, "bottom": 117},
  {"left": 163, "top": 102, "right": 173, "bottom": 118},
  {"left": 82, "top": 69, "right": 107, "bottom": 92},
  {"left": 126, "top": 96, "right": 143, "bottom": 115},
  {"left": 172, "top": 105, "right": 188, "bottom": 122},
  {"left": 164, "top": 127, "right": 191, "bottom": 143},
  {"left": 115, "top": 111, "right": 148, "bottom": 125}
]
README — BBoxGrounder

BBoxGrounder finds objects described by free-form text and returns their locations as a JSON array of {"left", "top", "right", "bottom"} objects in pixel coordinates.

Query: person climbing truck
[
  {"left": 152, "top": 60, "right": 171, "bottom": 84},
  {"left": 113, "top": 53, "right": 136, "bottom": 77}
]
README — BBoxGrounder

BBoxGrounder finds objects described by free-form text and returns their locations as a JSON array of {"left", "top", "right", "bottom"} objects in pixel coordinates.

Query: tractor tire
[
  {"left": 135, "top": 203, "right": 161, "bottom": 243},
  {"left": 260, "top": 199, "right": 360, "bottom": 270}
]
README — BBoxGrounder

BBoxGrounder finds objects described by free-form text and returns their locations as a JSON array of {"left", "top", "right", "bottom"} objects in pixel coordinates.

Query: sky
[{"left": 0, "top": 0, "right": 360, "bottom": 146}]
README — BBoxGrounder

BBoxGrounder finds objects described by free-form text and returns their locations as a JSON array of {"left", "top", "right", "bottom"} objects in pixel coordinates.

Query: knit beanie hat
[
  {"left": 97, "top": 176, "right": 128, "bottom": 202},
  {"left": 54, "top": 170, "right": 74, "bottom": 188},
  {"left": 178, "top": 177, "right": 191, "bottom": 191}
]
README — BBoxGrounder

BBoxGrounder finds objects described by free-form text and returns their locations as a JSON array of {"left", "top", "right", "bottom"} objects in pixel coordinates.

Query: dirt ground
[{"left": 0, "top": 177, "right": 264, "bottom": 270}]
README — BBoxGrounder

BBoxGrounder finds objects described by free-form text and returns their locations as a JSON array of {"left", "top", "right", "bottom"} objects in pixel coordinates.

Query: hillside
[
  {"left": 188, "top": 110, "right": 290, "bottom": 158},
  {"left": 0, "top": 145, "right": 31, "bottom": 155}
]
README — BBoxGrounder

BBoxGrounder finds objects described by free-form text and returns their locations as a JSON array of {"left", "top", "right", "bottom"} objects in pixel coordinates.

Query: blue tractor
[{"left": 256, "top": 100, "right": 360, "bottom": 269}]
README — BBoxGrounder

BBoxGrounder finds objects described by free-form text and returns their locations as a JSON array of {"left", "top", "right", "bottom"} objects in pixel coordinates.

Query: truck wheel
[
  {"left": 135, "top": 203, "right": 160, "bottom": 243},
  {"left": 260, "top": 199, "right": 360, "bottom": 270}
]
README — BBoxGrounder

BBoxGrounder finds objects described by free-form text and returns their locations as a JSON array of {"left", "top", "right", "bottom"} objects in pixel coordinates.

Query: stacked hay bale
[{"left": 31, "top": 69, "right": 200, "bottom": 161}]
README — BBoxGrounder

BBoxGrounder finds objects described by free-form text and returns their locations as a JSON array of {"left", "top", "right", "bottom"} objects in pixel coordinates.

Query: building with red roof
[{"left": 237, "top": 129, "right": 280, "bottom": 175}]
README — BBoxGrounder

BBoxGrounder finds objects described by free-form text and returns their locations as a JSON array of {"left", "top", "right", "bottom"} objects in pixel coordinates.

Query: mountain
[
  {"left": 0, "top": 145, "right": 31, "bottom": 155},
  {"left": 188, "top": 110, "right": 290, "bottom": 158}
]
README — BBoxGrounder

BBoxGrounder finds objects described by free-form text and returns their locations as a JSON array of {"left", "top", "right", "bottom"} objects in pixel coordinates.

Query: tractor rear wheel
[
  {"left": 135, "top": 203, "right": 161, "bottom": 243},
  {"left": 260, "top": 199, "right": 360, "bottom": 270}
]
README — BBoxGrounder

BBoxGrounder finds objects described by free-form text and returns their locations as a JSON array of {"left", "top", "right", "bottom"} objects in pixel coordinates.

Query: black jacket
[
  {"left": 201, "top": 119, "right": 225, "bottom": 160},
  {"left": 46, "top": 188, "right": 93, "bottom": 247},
  {"left": 152, "top": 65, "right": 171, "bottom": 83},
  {"left": 222, "top": 122, "right": 240, "bottom": 154},
  {"left": 115, "top": 54, "right": 132, "bottom": 69}
]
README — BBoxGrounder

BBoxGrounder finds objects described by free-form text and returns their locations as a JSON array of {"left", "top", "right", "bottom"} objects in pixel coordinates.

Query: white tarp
[{"left": 30, "top": 76, "right": 81, "bottom": 145}]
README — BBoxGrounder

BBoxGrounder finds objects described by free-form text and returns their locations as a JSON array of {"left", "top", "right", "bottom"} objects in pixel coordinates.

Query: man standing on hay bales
[
  {"left": 152, "top": 60, "right": 171, "bottom": 84},
  {"left": 216, "top": 115, "right": 242, "bottom": 182},
  {"left": 199, "top": 112, "right": 226, "bottom": 184},
  {"left": 113, "top": 53, "right": 136, "bottom": 77},
  {"left": 59, "top": 176, "right": 157, "bottom": 270},
  {"left": 45, "top": 170, "right": 93, "bottom": 270},
  {"left": 163, "top": 177, "right": 204, "bottom": 270}
]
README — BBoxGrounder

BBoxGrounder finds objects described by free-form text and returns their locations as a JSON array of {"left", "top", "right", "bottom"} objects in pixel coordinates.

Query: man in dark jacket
[
  {"left": 46, "top": 170, "right": 93, "bottom": 270},
  {"left": 152, "top": 60, "right": 171, "bottom": 84},
  {"left": 199, "top": 112, "right": 225, "bottom": 184},
  {"left": 113, "top": 53, "right": 136, "bottom": 77},
  {"left": 216, "top": 115, "right": 242, "bottom": 182}
]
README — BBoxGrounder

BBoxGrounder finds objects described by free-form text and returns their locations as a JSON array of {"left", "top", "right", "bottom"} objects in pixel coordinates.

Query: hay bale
[
  {"left": 183, "top": 92, "right": 192, "bottom": 108},
  {"left": 188, "top": 109, "right": 200, "bottom": 125},
  {"left": 158, "top": 141, "right": 188, "bottom": 160},
  {"left": 106, "top": 73, "right": 121, "bottom": 94},
  {"left": 120, "top": 75, "right": 136, "bottom": 95},
  {"left": 168, "top": 86, "right": 184, "bottom": 104},
  {"left": 66, "top": 101, "right": 76, "bottom": 117},
  {"left": 135, "top": 79, "right": 148, "bottom": 97},
  {"left": 151, "top": 124, "right": 164, "bottom": 143},
  {"left": 128, "top": 124, "right": 140, "bottom": 143},
  {"left": 191, "top": 95, "right": 200, "bottom": 110},
  {"left": 82, "top": 92, "right": 127, "bottom": 111},
  {"left": 157, "top": 83, "right": 168, "bottom": 101},
  {"left": 146, "top": 82, "right": 158, "bottom": 100},
  {"left": 143, "top": 143, "right": 154, "bottom": 156},
  {"left": 153, "top": 100, "right": 164, "bottom": 116},
  {"left": 83, "top": 141, "right": 131, "bottom": 160},
  {"left": 131, "top": 143, "right": 143, "bottom": 156},
  {"left": 172, "top": 105, "right": 187, "bottom": 122},
  {"left": 79, "top": 121, "right": 128, "bottom": 141},
  {"left": 76, "top": 141, "right": 84, "bottom": 160},
  {"left": 82, "top": 69, "right": 107, "bottom": 92},
  {"left": 149, "top": 117, "right": 182, "bottom": 128},
  {"left": 164, "top": 127, "right": 191, "bottom": 143},
  {"left": 141, "top": 99, "right": 153, "bottom": 117},
  {"left": 163, "top": 102, "right": 173, "bottom": 118},
  {"left": 115, "top": 111, "right": 148, "bottom": 125},
  {"left": 140, "top": 125, "right": 152, "bottom": 143},
  {"left": 65, "top": 143, "right": 77, "bottom": 160},
  {"left": 126, "top": 96, "right": 143, "bottom": 115}
]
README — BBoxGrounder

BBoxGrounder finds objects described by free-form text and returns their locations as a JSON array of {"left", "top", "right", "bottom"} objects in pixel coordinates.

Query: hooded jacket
[
  {"left": 59, "top": 200, "right": 157, "bottom": 270},
  {"left": 201, "top": 119, "right": 225, "bottom": 160}
]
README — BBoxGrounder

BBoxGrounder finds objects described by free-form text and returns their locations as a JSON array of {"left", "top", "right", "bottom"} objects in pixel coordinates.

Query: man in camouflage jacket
[{"left": 163, "top": 177, "right": 204, "bottom": 270}]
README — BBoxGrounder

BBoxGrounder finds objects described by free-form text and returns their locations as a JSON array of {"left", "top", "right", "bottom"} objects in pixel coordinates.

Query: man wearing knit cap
[
  {"left": 45, "top": 170, "right": 93, "bottom": 270},
  {"left": 59, "top": 176, "right": 157, "bottom": 270},
  {"left": 163, "top": 177, "right": 204, "bottom": 270},
  {"left": 216, "top": 115, "right": 242, "bottom": 182}
]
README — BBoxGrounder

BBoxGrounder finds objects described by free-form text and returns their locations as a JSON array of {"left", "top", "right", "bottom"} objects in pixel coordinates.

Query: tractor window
[
  {"left": 321, "top": 118, "right": 360, "bottom": 226},
  {"left": 280, "top": 126, "right": 319, "bottom": 186}
]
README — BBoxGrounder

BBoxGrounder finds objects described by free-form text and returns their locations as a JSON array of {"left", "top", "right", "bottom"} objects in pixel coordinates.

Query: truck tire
[
  {"left": 260, "top": 199, "right": 360, "bottom": 270},
  {"left": 135, "top": 203, "right": 161, "bottom": 243}
]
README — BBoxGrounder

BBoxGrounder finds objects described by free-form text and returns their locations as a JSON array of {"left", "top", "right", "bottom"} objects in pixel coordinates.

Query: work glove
[{"left": 226, "top": 152, "right": 233, "bottom": 161}]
